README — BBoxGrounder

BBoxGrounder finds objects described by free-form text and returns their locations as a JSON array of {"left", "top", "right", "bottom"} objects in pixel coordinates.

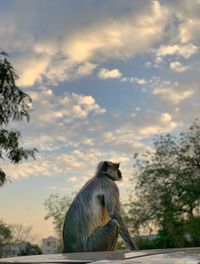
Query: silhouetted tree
[
  {"left": 129, "top": 120, "right": 200, "bottom": 248},
  {"left": 44, "top": 193, "right": 72, "bottom": 251},
  {"left": 18, "top": 242, "right": 41, "bottom": 256},
  {"left": 0, "top": 220, "right": 12, "bottom": 257},
  {"left": 0, "top": 51, "right": 37, "bottom": 186},
  {"left": 9, "top": 224, "right": 34, "bottom": 245}
]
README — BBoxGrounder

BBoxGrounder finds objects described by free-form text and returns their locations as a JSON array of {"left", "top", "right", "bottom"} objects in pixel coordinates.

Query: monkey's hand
[{"left": 110, "top": 218, "right": 120, "bottom": 227}]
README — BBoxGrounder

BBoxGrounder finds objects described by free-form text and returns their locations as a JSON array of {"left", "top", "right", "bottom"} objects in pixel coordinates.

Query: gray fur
[{"left": 62, "top": 161, "right": 136, "bottom": 252}]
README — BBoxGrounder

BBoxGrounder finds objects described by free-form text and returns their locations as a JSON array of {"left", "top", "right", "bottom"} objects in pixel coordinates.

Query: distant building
[{"left": 41, "top": 236, "right": 58, "bottom": 254}]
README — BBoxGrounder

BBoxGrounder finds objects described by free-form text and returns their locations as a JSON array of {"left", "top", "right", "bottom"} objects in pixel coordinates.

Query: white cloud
[
  {"left": 160, "top": 113, "right": 172, "bottom": 123},
  {"left": 16, "top": 57, "right": 50, "bottom": 87},
  {"left": 139, "top": 121, "right": 177, "bottom": 136},
  {"left": 139, "top": 113, "right": 177, "bottom": 137},
  {"left": 98, "top": 68, "right": 122, "bottom": 79},
  {"left": 33, "top": 41, "right": 58, "bottom": 56},
  {"left": 1, "top": 1, "right": 169, "bottom": 87},
  {"left": 145, "top": 61, "right": 153, "bottom": 67},
  {"left": 152, "top": 82, "right": 194, "bottom": 104},
  {"left": 76, "top": 62, "right": 97, "bottom": 77},
  {"left": 55, "top": 148, "right": 131, "bottom": 183},
  {"left": 156, "top": 44, "right": 198, "bottom": 59},
  {"left": 170, "top": 61, "right": 190, "bottom": 72},
  {"left": 103, "top": 124, "right": 145, "bottom": 150},
  {"left": 69, "top": 93, "right": 106, "bottom": 116},
  {"left": 68, "top": 176, "right": 77, "bottom": 183},
  {"left": 2, "top": 0, "right": 200, "bottom": 90},
  {"left": 82, "top": 138, "right": 95, "bottom": 146},
  {"left": 155, "top": 1, "right": 200, "bottom": 50},
  {"left": 14, "top": 0, "right": 168, "bottom": 87},
  {"left": 30, "top": 90, "right": 106, "bottom": 126},
  {"left": 63, "top": 1, "right": 168, "bottom": 63},
  {"left": 15, "top": 55, "right": 95, "bottom": 88},
  {"left": 179, "top": 18, "right": 200, "bottom": 44},
  {"left": 121, "top": 77, "right": 147, "bottom": 85},
  {"left": 103, "top": 112, "right": 178, "bottom": 147},
  {"left": 153, "top": 87, "right": 194, "bottom": 104},
  {"left": 4, "top": 140, "right": 133, "bottom": 184},
  {"left": 3, "top": 155, "right": 61, "bottom": 180},
  {"left": 5, "top": 110, "right": 180, "bottom": 182}
]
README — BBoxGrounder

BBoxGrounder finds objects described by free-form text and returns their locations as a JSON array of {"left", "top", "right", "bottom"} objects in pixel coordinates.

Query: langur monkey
[{"left": 63, "top": 161, "right": 137, "bottom": 252}]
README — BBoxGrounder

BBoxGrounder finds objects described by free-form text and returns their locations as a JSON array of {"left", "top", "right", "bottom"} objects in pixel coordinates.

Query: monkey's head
[{"left": 98, "top": 161, "right": 122, "bottom": 181}]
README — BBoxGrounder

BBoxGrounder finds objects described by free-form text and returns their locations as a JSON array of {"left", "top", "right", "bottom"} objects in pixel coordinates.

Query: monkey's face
[{"left": 102, "top": 161, "right": 122, "bottom": 181}]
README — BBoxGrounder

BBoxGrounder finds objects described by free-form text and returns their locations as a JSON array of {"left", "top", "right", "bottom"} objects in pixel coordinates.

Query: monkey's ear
[{"left": 101, "top": 161, "right": 108, "bottom": 172}]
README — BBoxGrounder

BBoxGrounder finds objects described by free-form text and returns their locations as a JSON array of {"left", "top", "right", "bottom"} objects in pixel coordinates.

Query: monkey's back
[{"left": 63, "top": 176, "right": 119, "bottom": 252}]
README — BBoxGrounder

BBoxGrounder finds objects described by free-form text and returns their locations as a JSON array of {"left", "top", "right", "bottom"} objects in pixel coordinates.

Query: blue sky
[{"left": 1, "top": 0, "right": 200, "bottom": 243}]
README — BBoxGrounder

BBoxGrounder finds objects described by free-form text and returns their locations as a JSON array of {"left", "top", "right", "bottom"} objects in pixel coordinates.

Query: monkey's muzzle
[{"left": 117, "top": 170, "right": 122, "bottom": 180}]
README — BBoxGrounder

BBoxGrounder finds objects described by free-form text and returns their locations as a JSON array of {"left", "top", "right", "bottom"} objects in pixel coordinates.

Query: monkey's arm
[
  {"left": 112, "top": 211, "right": 137, "bottom": 250},
  {"left": 103, "top": 193, "right": 137, "bottom": 250}
]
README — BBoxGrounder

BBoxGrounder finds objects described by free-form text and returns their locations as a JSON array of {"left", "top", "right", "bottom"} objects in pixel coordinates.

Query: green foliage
[
  {"left": 0, "top": 52, "right": 37, "bottom": 186},
  {"left": 116, "top": 238, "right": 126, "bottom": 250},
  {"left": 9, "top": 224, "right": 34, "bottom": 245},
  {"left": 0, "top": 220, "right": 12, "bottom": 257},
  {"left": 44, "top": 193, "right": 72, "bottom": 251},
  {"left": 0, "top": 220, "right": 39, "bottom": 257},
  {"left": 18, "top": 242, "right": 42, "bottom": 256},
  {"left": 185, "top": 217, "right": 200, "bottom": 246},
  {"left": 129, "top": 120, "right": 200, "bottom": 248},
  {"left": 136, "top": 238, "right": 158, "bottom": 250}
]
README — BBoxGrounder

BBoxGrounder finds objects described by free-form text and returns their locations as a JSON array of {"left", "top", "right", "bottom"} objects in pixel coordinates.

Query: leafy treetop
[{"left": 0, "top": 51, "right": 37, "bottom": 186}]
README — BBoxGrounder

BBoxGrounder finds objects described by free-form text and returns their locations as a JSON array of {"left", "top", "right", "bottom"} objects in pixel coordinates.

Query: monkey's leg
[{"left": 84, "top": 219, "right": 119, "bottom": 252}]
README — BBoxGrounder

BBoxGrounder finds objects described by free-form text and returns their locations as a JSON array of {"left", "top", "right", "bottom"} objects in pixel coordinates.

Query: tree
[
  {"left": 0, "top": 220, "right": 12, "bottom": 257},
  {"left": 129, "top": 120, "right": 200, "bottom": 248},
  {"left": 18, "top": 242, "right": 41, "bottom": 256},
  {"left": 0, "top": 51, "right": 37, "bottom": 186},
  {"left": 9, "top": 224, "right": 34, "bottom": 245},
  {"left": 44, "top": 193, "right": 72, "bottom": 251},
  {"left": 1, "top": 223, "right": 39, "bottom": 257}
]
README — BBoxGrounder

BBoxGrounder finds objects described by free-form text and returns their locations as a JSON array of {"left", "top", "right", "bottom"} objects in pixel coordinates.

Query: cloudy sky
[{"left": 1, "top": 0, "right": 200, "bottom": 243}]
